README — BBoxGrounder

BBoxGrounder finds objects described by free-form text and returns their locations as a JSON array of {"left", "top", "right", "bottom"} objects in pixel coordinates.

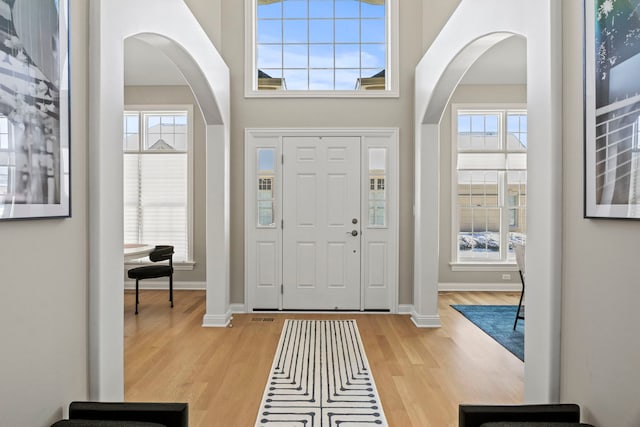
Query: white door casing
[
  {"left": 282, "top": 137, "right": 361, "bottom": 310},
  {"left": 245, "top": 128, "right": 398, "bottom": 312}
]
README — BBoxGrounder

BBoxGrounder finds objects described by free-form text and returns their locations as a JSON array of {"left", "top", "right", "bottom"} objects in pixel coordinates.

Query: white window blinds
[{"left": 123, "top": 109, "right": 192, "bottom": 262}]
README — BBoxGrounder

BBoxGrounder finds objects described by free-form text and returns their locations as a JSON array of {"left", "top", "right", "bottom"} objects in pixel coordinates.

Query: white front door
[{"left": 282, "top": 136, "right": 361, "bottom": 309}]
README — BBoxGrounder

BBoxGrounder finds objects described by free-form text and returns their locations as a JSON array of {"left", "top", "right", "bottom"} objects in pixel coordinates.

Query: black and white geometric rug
[{"left": 255, "top": 319, "right": 388, "bottom": 426}]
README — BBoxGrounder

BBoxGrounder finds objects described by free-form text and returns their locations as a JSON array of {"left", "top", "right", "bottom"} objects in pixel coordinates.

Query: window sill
[
  {"left": 449, "top": 262, "right": 518, "bottom": 272},
  {"left": 244, "top": 89, "right": 400, "bottom": 99},
  {"left": 125, "top": 260, "right": 196, "bottom": 271}
]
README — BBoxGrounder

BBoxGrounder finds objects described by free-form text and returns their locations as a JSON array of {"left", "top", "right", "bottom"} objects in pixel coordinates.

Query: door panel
[{"left": 282, "top": 136, "right": 361, "bottom": 309}]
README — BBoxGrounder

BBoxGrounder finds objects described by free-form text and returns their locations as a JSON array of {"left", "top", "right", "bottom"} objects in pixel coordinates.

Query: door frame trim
[{"left": 244, "top": 128, "right": 399, "bottom": 313}]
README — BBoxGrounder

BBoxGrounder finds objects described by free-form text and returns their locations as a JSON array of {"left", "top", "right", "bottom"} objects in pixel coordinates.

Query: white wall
[
  {"left": 3, "top": 2, "right": 637, "bottom": 426},
  {"left": 0, "top": 2, "right": 89, "bottom": 426},
  {"left": 561, "top": 2, "right": 640, "bottom": 426},
  {"left": 218, "top": 0, "right": 427, "bottom": 304}
]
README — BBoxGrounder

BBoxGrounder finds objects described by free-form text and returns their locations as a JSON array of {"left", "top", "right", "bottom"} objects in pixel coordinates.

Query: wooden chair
[
  {"left": 127, "top": 245, "right": 174, "bottom": 315},
  {"left": 513, "top": 242, "right": 525, "bottom": 330}
]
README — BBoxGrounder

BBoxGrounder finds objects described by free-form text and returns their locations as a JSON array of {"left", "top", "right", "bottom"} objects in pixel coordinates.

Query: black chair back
[{"left": 150, "top": 245, "right": 174, "bottom": 263}]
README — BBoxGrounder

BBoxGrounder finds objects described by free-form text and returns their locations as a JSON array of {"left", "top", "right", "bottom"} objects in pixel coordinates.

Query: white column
[
  {"left": 88, "top": 0, "right": 125, "bottom": 400},
  {"left": 203, "top": 124, "right": 232, "bottom": 327},
  {"left": 523, "top": 0, "right": 563, "bottom": 403},
  {"left": 412, "top": 124, "right": 441, "bottom": 327}
]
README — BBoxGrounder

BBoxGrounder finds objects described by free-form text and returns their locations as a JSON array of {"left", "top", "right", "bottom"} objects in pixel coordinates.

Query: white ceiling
[{"left": 123, "top": 34, "right": 527, "bottom": 87}]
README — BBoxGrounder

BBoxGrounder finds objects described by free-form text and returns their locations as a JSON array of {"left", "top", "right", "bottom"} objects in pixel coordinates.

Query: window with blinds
[
  {"left": 123, "top": 108, "right": 193, "bottom": 263},
  {"left": 453, "top": 107, "right": 527, "bottom": 264}
]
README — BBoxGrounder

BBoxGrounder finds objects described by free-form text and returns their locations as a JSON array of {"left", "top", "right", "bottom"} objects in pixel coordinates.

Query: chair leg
[
  {"left": 513, "top": 271, "right": 525, "bottom": 330},
  {"left": 135, "top": 279, "right": 140, "bottom": 315},
  {"left": 169, "top": 273, "right": 174, "bottom": 308}
]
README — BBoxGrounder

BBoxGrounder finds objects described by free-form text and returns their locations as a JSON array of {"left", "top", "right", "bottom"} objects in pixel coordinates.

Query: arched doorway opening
[
  {"left": 412, "top": 0, "right": 563, "bottom": 403},
  {"left": 88, "top": 0, "right": 230, "bottom": 400}
]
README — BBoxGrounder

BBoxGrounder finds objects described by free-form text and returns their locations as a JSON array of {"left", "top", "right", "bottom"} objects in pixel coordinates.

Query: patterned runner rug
[{"left": 255, "top": 319, "right": 388, "bottom": 426}]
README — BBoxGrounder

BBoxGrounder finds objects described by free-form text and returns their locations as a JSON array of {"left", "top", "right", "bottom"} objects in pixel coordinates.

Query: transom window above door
[{"left": 246, "top": 0, "right": 398, "bottom": 97}]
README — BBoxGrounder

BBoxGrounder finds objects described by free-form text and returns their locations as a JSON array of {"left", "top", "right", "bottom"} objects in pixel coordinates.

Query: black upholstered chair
[
  {"left": 51, "top": 401, "right": 188, "bottom": 427},
  {"left": 127, "top": 245, "right": 174, "bottom": 315},
  {"left": 458, "top": 403, "right": 594, "bottom": 427}
]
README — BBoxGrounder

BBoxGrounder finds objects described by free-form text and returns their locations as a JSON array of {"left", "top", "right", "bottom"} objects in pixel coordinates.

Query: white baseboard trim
[
  {"left": 438, "top": 282, "right": 521, "bottom": 292},
  {"left": 410, "top": 311, "right": 441, "bottom": 328},
  {"left": 124, "top": 280, "right": 206, "bottom": 291},
  {"left": 202, "top": 310, "right": 233, "bottom": 328},
  {"left": 230, "top": 303, "right": 246, "bottom": 313},
  {"left": 398, "top": 304, "right": 414, "bottom": 315}
]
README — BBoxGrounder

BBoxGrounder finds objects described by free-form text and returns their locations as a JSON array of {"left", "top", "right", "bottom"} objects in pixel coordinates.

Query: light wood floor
[{"left": 124, "top": 290, "right": 523, "bottom": 427}]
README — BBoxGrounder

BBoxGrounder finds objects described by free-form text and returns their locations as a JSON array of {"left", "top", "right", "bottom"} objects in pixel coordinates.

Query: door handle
[{"left": 347, "top": 230, "right": 358, "bottom": 237}]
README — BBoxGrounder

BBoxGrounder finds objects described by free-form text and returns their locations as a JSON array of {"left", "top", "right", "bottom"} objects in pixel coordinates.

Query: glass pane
[
  {"left": 284, "top": 0, "right": 307, "bottom": 18},
  {"left": 334, "top": 69, "right": 359, "bottom": 90},
  {"left": 125, "top": 115, "right": 139, "bottom": 134},
  {"left": 309, "top": 0, "right": 333, "bottom": 18},
  {"left": 257, "top": 1, "right": 282, "bottom": 19},
  {"left": 174, "top": 133, "right": 187, "bottom": 151},
  {"left": 361, "top": 43, "right": 385, "bottom": 68},
  {"left": 284, "top": 19, "right": 308, "bottom": 43},
  {"left": 147, "top": 115, "right": 160, "bottom": 129},
  {"left": 507, "top": 113, "right": 528, "bottom": 151},
  {"left": 257, "top": 147, "right": 275, "bottom": 227},
  {"left": 283, "top": 44, "right": 308, "bottom": 68},
  {"left": 335, "top": 0, "right": 359, "bottom": 18},
  {"left": 368, "top": 148, "right": 386, "bottom": 227},
  {"left": 283, "top": 69, "right": 308, "bottom": 89},
  {"left": 144, "top": 114, "right": 187, "bottom": 151},
  {"left": 258, "top": 148, "right": 275, "bottom": 171},
  {"left": 507, "top": 170, "right": 527, "bottom": 207},
  {"left": 362, "top": 1, "right": 384, "bottom": 18},
  {"left": 123, "top": 115, "right": 139, "bottom": 151},
  {"left": 466, "top": 114, "right": 500, "bottom": 150},
  {"left": 458, "top": 207, "right": 501, "bottom": 261},
  {"left": 369, "top": 148, "right": 386, "bottom": 171},
  {"left": 174, "top": 115, "right": 187, "bottom": 129},
  {"left": 309, "top": 44, "right": 334, "bottom": 68},
  {"left": 485, "top": 114, "right": 499, "bottom": 135},
  {"left": 309, "top": 69, "right": 334, "bottom": 89},
  {"left": 258, "top": 19, "right": 283, "bottom": 43},
  {"left": 258, "top": 44, "right": 283, "bottom": 68},
  {"left": 368, "top": 200, "right": 385, "bottom": 226},
  {"left": 335, "top": 19, "right": 359, "bottom": 42},
  {"left": 361, "top": 19, "right": 385, "bottom": 43},
  {"left": 335, "top": 44, "right": 360, "bottom": 67},
  {"left": 309, "top": 19, "right": 334, "bottom": 43},
  {"left": 258, "top": 204, "right": 274, "bottom": 226},
  {"left": 457, "top": 114, "right": 471, "bottom": 150}
]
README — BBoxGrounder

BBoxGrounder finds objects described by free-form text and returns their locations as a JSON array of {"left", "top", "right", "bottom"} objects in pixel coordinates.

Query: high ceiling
[{"left": 123, "top": 35, "right": 527, "bottom": 87}]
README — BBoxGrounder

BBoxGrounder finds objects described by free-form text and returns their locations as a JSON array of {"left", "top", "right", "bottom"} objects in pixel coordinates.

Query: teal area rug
[{"left": 451, "top": 305, "right": 524, "bottom": 361}]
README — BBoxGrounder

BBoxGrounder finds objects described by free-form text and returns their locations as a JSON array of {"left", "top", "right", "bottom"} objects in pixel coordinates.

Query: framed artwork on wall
[
  {"left": 584, "top": 0, "right": 640, "bottom": 219},
  {"left": 0, "top": 0, "right": 70, "bottom": 220}
]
